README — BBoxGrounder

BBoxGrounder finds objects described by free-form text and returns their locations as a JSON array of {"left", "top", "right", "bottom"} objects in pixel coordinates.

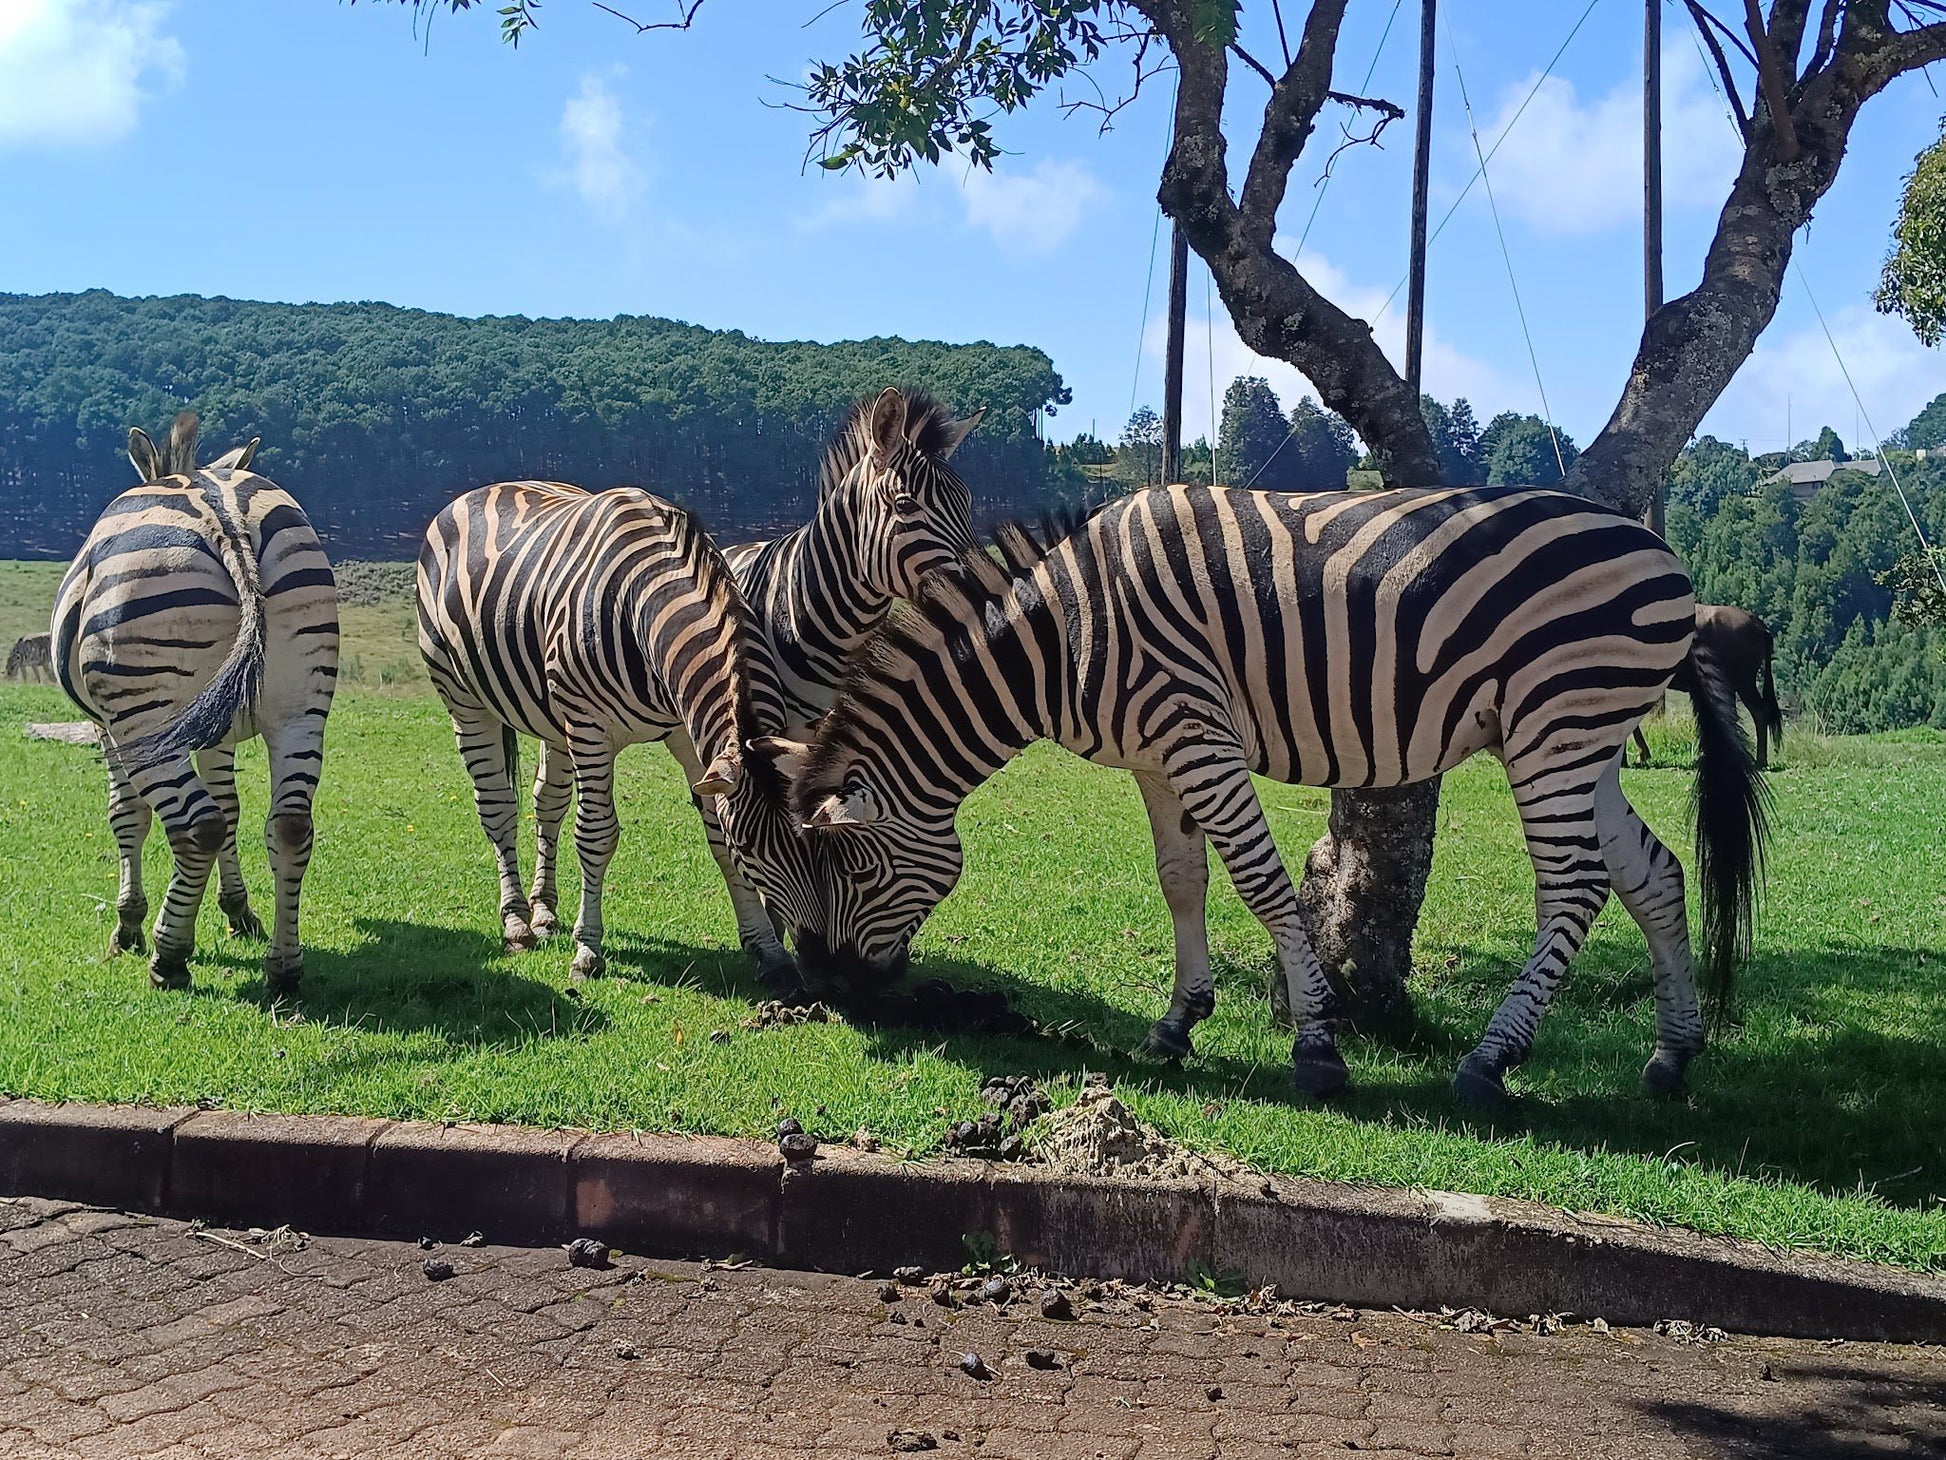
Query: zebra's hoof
[
  {"left": 570, "top": 946, "right": 606, "bottom": 980},
  {"left": 148, "top": 955, "right": 191, "bottom": 991},
  {"left": 222, "top": 900, "right": 266, "bottom": 940},
  {"left": 265, "top": 959, "right": 303, "bottom": 997},
  {"left": 1452, "top": 1052, "right": 1508, "bottom": 1107},
  {"left": 530, "top": 904, "right": 560, "bottom": 938},
  {"left": 1136, "top": 1019, "right": 1194, "bottom": 1063},
  {"left": 1640, "top": 1050, "right": 1693, "bottom": 1100},
  {"left": 109, "top": 924, "right": 146, "bottom": 957},
  {"left": 504, "top": 918, "right": 539, "bottom": 954},
  {"left": 1290, "top": 1042, "right": 1349, "bottom": 1098}
]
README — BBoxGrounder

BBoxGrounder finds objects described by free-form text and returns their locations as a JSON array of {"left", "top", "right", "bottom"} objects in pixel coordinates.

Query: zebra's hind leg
[
  {"left": 448, "top": 709, "right": 536, "bottom": 953},
  {"left": 1133, "top": 772, "right": 1213, "bottom": 1062},
  {"left": 668, "top": 735, "right": 796, "bottom": 986},
  {"left": 1455, "top": 756, "right": 1613, "bottom": 1106},
  {"left": 196, "top": 746, "right": 265, "bottom": 939},
  {"left": 261, "top": 719, "right": 324, "bottom": 995},
  {"left": 566, "top": 728, "right": 621, "bottom": 980},
  {"left": 105, "top": 755, "right": 152, "bottom": 957},
  {"left": 1164, "top": 745, "right": 1346, "bottom": 1097},
  {"left": 528, "top": 740, "right": 574, "bottom": 938},
  {"left": 119, "top": 748, "right": 227, "bottom": 989},
  {"left": 1595, "top": 758, "right": 1703, "bottom": 1099}
]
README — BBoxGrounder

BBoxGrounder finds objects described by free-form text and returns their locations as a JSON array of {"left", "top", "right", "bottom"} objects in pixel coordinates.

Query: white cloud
[
  {"left": 798, "top": 171, "right": 924, "bottom": 231},
  {"left": 1469, "top": 44, "right": 1740, "bottom": 237},
  {"left": 0, "top": 0, "right": 184, "bottom": 147},
  {"left": 559, "top": 72, "right": 642, "bottom": 222},
  {"left": 957, "top": 159, "right": 1106, "bottom": 253},
  {"left": 1137, "top": 247, "right": 1527, "bottom": 448},
  {"left": 1701, "top": 303, "right": 1944, "bottom": 453}
]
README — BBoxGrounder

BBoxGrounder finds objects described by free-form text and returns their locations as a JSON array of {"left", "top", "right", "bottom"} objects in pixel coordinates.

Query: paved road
[{"left": 1, "top": 1196, "right": 1941, "bottom": 1459}]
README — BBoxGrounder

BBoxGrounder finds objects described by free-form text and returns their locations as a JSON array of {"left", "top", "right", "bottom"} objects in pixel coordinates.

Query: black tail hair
[
  {"left": 502, "top": 723, "right": 521, "bottom": 811},
  {"left": 1758, "top": 647, "right": 1783, "bottom": 741},
  {"left": 120, "top": 487, "right": 267, "bottom": 775},
  {"left": 1685, "top": 638, "right": 1772, "bottom": 1014}
]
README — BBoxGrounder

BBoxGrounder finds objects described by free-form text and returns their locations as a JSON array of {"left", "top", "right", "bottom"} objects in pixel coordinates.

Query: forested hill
[{"left": 0, "top": 291, "right": 1072, "bottom": 557}]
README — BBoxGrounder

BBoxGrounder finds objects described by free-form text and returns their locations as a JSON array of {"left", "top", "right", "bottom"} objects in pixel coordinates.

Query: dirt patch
[
  {"left": 1034, "top": 1087, "right": 1247, "bottom": 1182},
  {"left": 24, "top": 722, "right": 98, "bottom": 745}
]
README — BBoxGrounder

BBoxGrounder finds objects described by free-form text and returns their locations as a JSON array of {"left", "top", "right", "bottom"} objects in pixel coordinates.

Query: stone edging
[{"left": 2, "top": 1096, "right": 1941, "bottom": 1344}]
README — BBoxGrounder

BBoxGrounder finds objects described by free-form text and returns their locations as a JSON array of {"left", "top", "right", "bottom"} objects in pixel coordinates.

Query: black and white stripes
[
  {"left": 780, "top": 484, "right": 1770, "bottom": 1102},
  {"left": 51, "top": 413, "right": 339, "bottom": 992}
]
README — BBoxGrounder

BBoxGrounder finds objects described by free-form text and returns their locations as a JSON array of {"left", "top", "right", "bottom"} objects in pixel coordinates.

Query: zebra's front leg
[
  {"left": 668, "top": 734, "right": 795, "bottom": 984},
  {"left": 104, "top": 754, "right": 152, "bottom": 957},
  {"left": 1165, "top": 749, "right": 1347, "bottom": 1097},
  {"left": 1455, "top": 765, "right": 1611, "bottom": 1106},
  {"left": 527, "top": 740, "right": 574, "bottom": 939},
  {"left": 1133, "top": 772, "right": 1213, "bottom": 1062},
  {"left": 449, "top": 710, "right": 536, "bottom": 952},
  {"left": 1595, "top": 758, "right": 1703, "bottom": 1099},
  {"left": 261, "top": 723, "right": 324, "bottom": 995},
  {"left": 196, "top": 746, "right": 265, "bottom": 939},
  {"left": 566, "top": 729, "right": 621, "bottom": 980}
]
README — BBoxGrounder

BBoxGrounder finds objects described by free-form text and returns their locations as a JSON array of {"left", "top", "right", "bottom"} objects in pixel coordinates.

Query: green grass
[{"left": 2, "top": 567, "right": 1944, "bottom": 1273}]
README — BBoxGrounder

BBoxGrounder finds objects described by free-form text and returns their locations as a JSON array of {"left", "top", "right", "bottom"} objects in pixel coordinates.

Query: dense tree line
[
  {"left": 1662, "top": 403, "right": 1946, "bottom": 734},
  {"left": 0, "top": 290, "right": 1073, "bottom": 557}
]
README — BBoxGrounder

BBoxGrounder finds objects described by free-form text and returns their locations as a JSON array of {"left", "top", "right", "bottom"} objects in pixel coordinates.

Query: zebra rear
[{"left": 52, "top": 413, "right": 338, "bottom": 992}]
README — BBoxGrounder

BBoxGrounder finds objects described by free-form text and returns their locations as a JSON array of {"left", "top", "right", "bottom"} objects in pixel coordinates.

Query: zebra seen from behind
[
  {"left": 722, "top": 385, "right": 983, "bottom": 724},
  {"left": 416, "top": 482, "right": 842, "bottom": 983},
  {"left": 52, "top": 413, "right": 339, "bottom": 992},
  {"left": 766, "top": 484, "right": 1770, "bottom": 1105}
]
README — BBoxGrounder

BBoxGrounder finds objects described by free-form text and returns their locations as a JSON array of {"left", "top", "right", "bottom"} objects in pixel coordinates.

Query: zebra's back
[
  {"left": 53, "top": 472, "right": 338, "bottom": 745},
  {"left": 1059, "top": 485, "right": 1694, "bottom": 787}
]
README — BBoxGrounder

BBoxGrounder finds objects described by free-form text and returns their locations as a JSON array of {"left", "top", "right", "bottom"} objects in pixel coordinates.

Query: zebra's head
[
  {"left": 825, "top": 386, "right": 983, "bottom": 599},
  {"left": 746, "top": 729, "right": 962, "bottom": 991}
]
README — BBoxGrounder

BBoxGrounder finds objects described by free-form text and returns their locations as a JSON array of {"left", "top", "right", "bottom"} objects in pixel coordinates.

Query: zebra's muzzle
[{"left": 793, "top": 928, "right": 909, "bottom": 1002}]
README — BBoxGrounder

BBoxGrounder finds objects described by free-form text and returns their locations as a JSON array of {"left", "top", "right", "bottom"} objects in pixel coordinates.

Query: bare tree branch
[
  {"left": 1807, "top": 0, "right": 1844, "bottom": 77},
  {"left": 593, "top": 0, "right": 706, "bottom": 34},
  {"left": 1744, "top": 0, "right": 1804, "bottom": 158},
  {"left": 1685, "top": 0, "right": 1754, "bottom": 135}
]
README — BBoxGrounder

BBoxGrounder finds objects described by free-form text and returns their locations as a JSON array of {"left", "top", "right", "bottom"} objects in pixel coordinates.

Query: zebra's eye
[{"left": 892, "top": 493, "right": 921, "bottom": 515}]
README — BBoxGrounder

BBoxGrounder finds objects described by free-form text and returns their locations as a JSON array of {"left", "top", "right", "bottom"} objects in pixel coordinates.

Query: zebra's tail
[
  {"left": 1683, "top": 638, "right": 1772, "bottom": 1014},
  {"left": 1758, "top": 645, "right": 1783, "bottom": 742},
  {"left": 502, "top": 723, "right": 520, "bottom": 808},
  {"left": 120, "top": 491, "right": 268, "bottom": 775}
]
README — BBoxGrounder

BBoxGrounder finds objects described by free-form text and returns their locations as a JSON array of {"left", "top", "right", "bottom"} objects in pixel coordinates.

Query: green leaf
[{"left": 1191, "top": 0, "right": 1239, "bottom": 50}]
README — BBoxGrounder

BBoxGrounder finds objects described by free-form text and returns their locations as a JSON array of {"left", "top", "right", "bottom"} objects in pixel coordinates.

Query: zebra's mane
[
  {"left": 817, "top": 388, "right": 965, "bottom": 494},
  {"left": 798, "top": 507, "right": 1095, "bottom": 809}
]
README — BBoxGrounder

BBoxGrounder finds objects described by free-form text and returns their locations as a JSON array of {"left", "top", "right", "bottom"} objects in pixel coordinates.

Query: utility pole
[
  {"left": 1161, "top": 223, "right": 1189, "bottom": 485},
  {"left": 1404, "top": 0, "right": 1437, "bottom": 412},
  {"left": 1644, "top": 0, "right": 1665, "bottom": 535}
]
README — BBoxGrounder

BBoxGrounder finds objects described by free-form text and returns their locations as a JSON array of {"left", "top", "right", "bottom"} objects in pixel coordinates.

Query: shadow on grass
[
  {"left": 228, "top": 918, "right": 611, "bottom": 1050},
  {"left": 1636, "top": 1362, "right": 1946, "bottom": 1458}
]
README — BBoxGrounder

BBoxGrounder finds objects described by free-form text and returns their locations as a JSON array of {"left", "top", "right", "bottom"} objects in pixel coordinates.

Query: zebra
[
  {"left": 416, "top": 481, "right": 838, "bottom": 983},
  {"left": 763, "top": 484, "right": 1770, "bottom": 1105},
  {"left": 6, "top": 633, "right": 52, "bottom": 681},
  {"left": 722, "top": 385, "right": 983, "bottom": 724},
  {"left": 52, "top": 413, "right": 339, "bottom": 992}
]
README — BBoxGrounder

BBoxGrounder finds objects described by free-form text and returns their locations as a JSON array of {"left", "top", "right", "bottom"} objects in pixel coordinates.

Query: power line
[
  {"left": 1453, "top": 56, "right": 1567, "bottom": 477},
  {"left": 1294, "top": 0, "right": 1407, "bottom": 258}
]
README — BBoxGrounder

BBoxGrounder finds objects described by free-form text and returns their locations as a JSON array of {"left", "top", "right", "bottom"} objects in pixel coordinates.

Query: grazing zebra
[
  {"left": 52, "top": 414, "right": 339, "bottom": 992},
  {"left": 1633, "top": 604, "right": 1782, "bottom": 769},
  {"left": 767, "top": 484, "right": 1769, "bottom": 1104},
  {"left": 6, "top": 633, "right": 52, "bottom": 681},
  {"left": 416, "top": 481, "right": 836, "bottom": 982},
  {"left": 722, "top": 386, "right": 983, "bottom": 723}
]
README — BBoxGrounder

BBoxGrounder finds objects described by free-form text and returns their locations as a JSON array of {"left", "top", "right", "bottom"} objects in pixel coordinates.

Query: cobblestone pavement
[{"left": 1, "top": 1197, "right": 1942, "bottom": 1459}]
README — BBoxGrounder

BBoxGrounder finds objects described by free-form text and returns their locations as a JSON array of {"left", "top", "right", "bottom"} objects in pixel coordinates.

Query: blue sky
[{"left": 1, "top": 0, "right": 1942, "bottom": 456}]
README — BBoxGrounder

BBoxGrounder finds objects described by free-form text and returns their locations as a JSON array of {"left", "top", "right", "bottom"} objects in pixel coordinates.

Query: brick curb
[{"left": 2, "top": 1095, "right": 1942, "bottom": 1343}]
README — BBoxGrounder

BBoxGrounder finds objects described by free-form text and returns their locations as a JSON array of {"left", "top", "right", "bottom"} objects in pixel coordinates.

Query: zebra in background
[
  {"left": 417, "top": 481, "right": 838, "bottom": 982},
  {"left": 723, "top": 385, "right": 983, "bottom": 723},
  {"left": 6, "top": 633, "right": 52, "bottom": 681},
  {"left": 768, "top": 484, "right": 1769, "bottom": 1105},
  {"left": 52, "top": 413, "right": 339, "bottom": 992}
]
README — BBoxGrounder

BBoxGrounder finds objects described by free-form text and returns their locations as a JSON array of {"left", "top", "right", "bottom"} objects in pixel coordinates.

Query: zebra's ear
[
  {"left": 691, "top": 747, "right": 742, "bottom": 797},
  {"left": 208, "top": 438, "right": 261, "bottom": 472},
  {"left": 746, "top": 734, "right": 814, "bottom": 785},
  {"left": 805, "top": 789, "right": 879, "bottom": 830},
  {"left": 867, "top": 386, "right": 908, "bottom": 466},
  {"left": 934, "top": 407, "right": 985, "bottom": 460},
  {"left": 127, "top": 428, "right": 161, "bottom": 482}
]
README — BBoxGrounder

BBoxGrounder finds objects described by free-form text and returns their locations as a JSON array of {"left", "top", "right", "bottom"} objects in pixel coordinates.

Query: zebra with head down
[
  {"left": 6, "top": 633, "right": 51, "bottom": 681},
  {"left": 52, "top": 413, "right": 339, "bottom": 992},
  {"left": 760, "top": 483, "right": 1770, "bottom": 1105}
]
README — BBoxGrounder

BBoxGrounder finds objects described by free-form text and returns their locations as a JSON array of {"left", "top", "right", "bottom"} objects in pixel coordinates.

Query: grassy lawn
[{"left": 2, "top": 561, "right": 1943, "bottom": 1274}]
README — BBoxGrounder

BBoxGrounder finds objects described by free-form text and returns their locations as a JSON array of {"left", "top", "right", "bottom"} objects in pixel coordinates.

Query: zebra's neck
[{"left": 749, "top": 493, "right": 892, "bottom": 712}]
